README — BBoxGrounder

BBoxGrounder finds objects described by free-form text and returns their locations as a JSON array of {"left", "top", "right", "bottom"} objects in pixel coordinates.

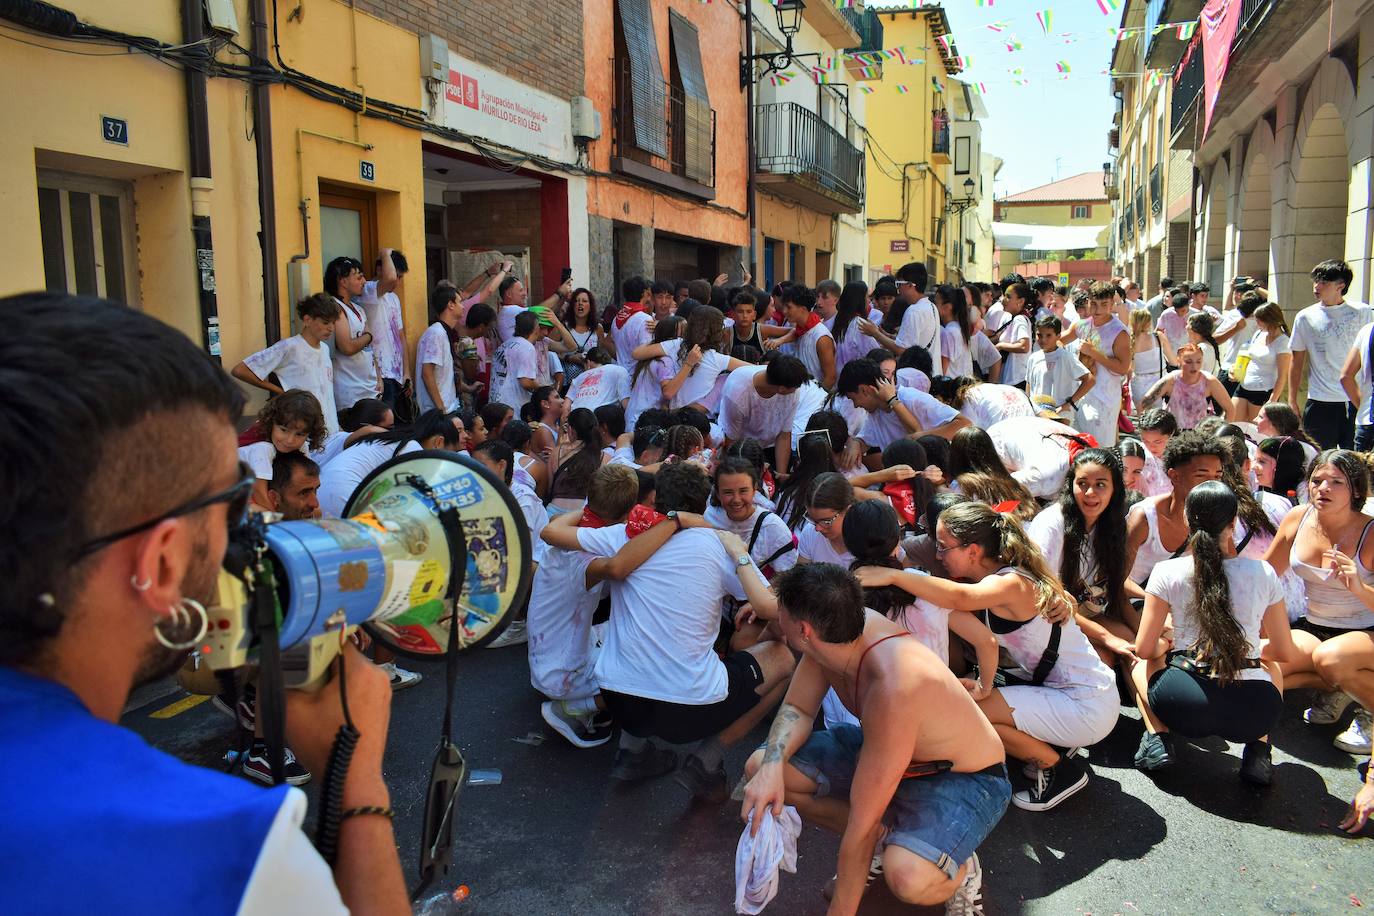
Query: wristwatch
[
  {"left": 736, "top": 555, "right": 752, "bottom": 568},
  {"left": 666, "top": 510, "right": 683, "bottom": 530}
]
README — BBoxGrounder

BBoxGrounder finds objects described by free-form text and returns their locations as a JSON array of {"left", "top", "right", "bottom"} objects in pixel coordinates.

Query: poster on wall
[{"left": 440, "top": 53, "right": 576, "bottom": 165}]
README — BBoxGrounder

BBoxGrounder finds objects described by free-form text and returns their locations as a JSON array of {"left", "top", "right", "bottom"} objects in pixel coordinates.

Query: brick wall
[
  {"left": 353, "top": 0, "right": 585, "bottom": 101},
  {"left": 447, "top": 188, "right": 544, "bottom": 294}
]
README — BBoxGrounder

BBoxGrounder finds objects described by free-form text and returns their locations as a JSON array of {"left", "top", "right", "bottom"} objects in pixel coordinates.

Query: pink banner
[{"left": 1200, "top": 0, "right": 1243, "bottom": 138}]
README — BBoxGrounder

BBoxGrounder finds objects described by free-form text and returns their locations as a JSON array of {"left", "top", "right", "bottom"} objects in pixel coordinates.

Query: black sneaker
[
  {"left": 609, "top": 744, "right": 678, "bottom": 782},
  {"left": 211, "top": 684, "right": 255, "bottom": 732},
  {"left": 673, "top": 753, "right": 729, "bottom": 804},
  {"left": 243, "top": 742, "right": 311, "bottom": 786},
  {"left": 1134, "top": 731, "right": 1175, "bottom": 772},
  {"left": 821, "top": 852, "right": 885, "bottom": 902},
  {"left": 1239, "top": 741, "right": 1273, "bottom": 787},
  {"left": 1012, "top": 754, "right": 1089, "bottom": 812}
]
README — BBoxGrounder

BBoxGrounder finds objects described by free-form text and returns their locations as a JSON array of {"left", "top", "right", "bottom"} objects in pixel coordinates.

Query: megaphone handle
[{"left": 435, "top": 502, "right": 467, "bottom": 744}]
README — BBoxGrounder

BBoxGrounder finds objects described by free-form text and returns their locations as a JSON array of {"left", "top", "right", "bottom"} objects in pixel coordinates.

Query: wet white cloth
[{"left": 734, "top": 806, "right": 801, "bottom": 915}]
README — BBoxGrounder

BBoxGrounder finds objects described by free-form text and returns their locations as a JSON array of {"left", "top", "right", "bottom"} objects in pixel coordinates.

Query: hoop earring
[
  {"left": 131, "top": 575, "right": 151, "bottom": 592},
  {"left": 154, "top": 598, "right": 209, "bottom": 651}
]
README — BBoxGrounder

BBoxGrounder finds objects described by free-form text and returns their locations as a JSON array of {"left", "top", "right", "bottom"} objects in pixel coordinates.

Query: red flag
[{"left": 1200, "top": 0, "right": 1243, "bottom": 138}]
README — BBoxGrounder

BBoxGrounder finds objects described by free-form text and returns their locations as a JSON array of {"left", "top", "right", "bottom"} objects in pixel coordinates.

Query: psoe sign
[{"left": 440, "top": 53, "right": 575, "bottom": 165}]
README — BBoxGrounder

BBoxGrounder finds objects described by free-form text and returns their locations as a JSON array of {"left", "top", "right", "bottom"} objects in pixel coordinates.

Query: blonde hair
[
  {"left": 939, "top": 500, "right": 1072, "bottom": 618},
  {"left": 587, "top": 464, "right": 640, "bottom": 521},
  {"left": 1129, "top": 308, "right": 1153, "bottom": 341},
  {"left": 1253, "top": 301, "right": 1290, "bottom": 335},
  {"left": 954, "top": 472, "right": 1037, "bottom": 523}
]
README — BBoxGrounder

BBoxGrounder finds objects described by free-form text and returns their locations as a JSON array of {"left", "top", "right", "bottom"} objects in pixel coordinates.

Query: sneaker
[
  {"left": 821, "top": 851, "right": 885, "bottom": 902},
  {"left": 1238, "top": 740, "right": 1273, "bottom": 787},
  {"left": 1134, "top": 731, "right": 1175, "bottom": 772},
  {"left": 1334, "top": 708, "right": 1373, "bottom": 754},
  {"left": 486, "top": 619, "right": 528, "bottom": 649},
  {"left": 541, "top": 701, "right": 612, "bottom": 749},
  {"left": 1304, "top": 690, "right": 1355, "bottom": 725},
  {"left": 945, "top": 853, "right": 984, "bottom": 916},
  {"left": 1022, "top": 746, "right": 1080, "bottom": 779},
  {"left": 243, "top": 743, "right": 311, "bottom": 786},
  {"left": 673, "top": 753, "right": 729, "bottom": 804},
  {"left": 379, "top": 662, "right": 422, "bottom": 691},
  {"left": 211, "top": 685, "right": 255, "bottom": 732},
  {"left": 1012, "top": 755, "right": 1089, "bottom": 812},
  {"left": 608, "top": 744, "right": 678, "bottom": 782}
]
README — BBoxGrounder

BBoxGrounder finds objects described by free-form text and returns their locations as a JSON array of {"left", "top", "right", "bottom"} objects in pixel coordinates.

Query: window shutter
[
  {"left": 669, "top": 10, "right": 712, "bottom": 184},
  {"left": 617, "top": 0, "right": 668, "bottom": 159}
]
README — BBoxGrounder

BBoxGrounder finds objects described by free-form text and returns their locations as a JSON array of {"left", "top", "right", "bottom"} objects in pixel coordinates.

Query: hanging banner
[{"left": 1200, "top": 0, "right": 1242, "bottom": 138}]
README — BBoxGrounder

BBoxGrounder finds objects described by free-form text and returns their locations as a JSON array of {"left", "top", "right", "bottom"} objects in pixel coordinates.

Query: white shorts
[
  {"left": 1001, "top": 681, "right": 1119, "bottom": 749},
  {"left": 1076, "top": 398, "right": 1120, "bottom": 449}
]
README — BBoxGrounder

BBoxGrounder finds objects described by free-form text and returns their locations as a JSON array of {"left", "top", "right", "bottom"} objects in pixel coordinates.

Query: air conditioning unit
[{"left": 571, "top": 96, "right": 602, "bottom": 142}]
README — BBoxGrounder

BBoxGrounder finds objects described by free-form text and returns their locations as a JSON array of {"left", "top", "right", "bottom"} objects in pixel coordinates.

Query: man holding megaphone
[{"left": 0, "top": 293, "right": 409, "bottom": 915}]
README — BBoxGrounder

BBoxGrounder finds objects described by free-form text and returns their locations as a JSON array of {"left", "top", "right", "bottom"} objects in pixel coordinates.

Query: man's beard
[{"left": 133, "top": 531, "right": 218, "bottom": 688}]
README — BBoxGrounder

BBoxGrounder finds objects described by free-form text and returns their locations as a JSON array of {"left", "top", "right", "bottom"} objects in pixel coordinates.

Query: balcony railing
[
  {"left": 932, "top": 108, "right": 950, "bottom": 157},
  {"left": 1124, "top": 203, "right": 1135, "bottom": 240},
  {"left": 1170, "top": 34, "right": 1204, "bottom": 139},
  {"left": 1150, "top": 164, "right": 1163, "bottom": 216},
  {"left": 843, "top": 7, "right": 883, "bottom": 52},
  {"left": 611, "top": 58, "right": 716, "bottom": 197},
  {"left": 1135, "top": 187, "right": 1147, "bottom": 229},
  {"left": 1168, "top": 0, "right": 1277, "bottom": 142},
  {"left": 755, "top": 102, "right": 864, "bottom": 211}
]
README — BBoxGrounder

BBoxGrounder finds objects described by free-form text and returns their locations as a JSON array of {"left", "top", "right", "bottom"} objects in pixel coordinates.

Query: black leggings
[{"left": 1147, "top": 664, "right": 1283, "bottom": 743}]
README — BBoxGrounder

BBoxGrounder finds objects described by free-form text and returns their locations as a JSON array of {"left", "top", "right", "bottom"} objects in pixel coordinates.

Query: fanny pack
[{"left": 1166, "top": 650, "right": 1262, "bottom": 678}]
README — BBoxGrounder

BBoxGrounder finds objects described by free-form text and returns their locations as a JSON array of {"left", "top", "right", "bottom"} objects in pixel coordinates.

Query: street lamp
[
  {"left": 740, "top": 0, "right": 820, "bottom": 88},
  {"left": 946, "top": 177, "right": 978, "bottom": 215}
]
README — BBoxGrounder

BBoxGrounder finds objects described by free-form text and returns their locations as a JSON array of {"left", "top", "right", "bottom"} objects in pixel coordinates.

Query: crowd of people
[
  {"left": 6, "top": 251, "right": 1372, "bottom": 914},
  {"left": 218, "top": 251, "right": 1374, "bottom": 912}
]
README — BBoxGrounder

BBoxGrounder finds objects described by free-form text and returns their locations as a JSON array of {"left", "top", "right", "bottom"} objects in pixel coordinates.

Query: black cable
[{"left": 313, "top": 646, "right": 359, "bottom": 867}]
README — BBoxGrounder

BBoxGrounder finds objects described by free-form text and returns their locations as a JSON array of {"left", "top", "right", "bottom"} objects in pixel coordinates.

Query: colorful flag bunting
[
  {"left": 895, "top": 85, "right": 910, "bottom": 94},
  {"left": 1056, "top": 60, "right": 1071, "bottom": 72},
  {"left": 1095, "top": 0, "right": 1120, "bottom": 14},
  {"left": 1176, "top": 21, "right": 1196, "bottom": 39},
  {"left": 1035, "top": 9, "right": 1053, "bottom": 34}
]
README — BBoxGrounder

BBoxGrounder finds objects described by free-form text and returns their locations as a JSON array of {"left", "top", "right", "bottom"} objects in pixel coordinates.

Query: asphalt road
[{"left": 127, "top": 646, "right": 1372, "bottom": 916}]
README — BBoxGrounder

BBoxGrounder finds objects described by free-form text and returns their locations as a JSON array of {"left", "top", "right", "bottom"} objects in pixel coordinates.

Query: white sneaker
[
  {"left": 486, "top": 619, "right": 528, "bottom": 648},
  {"left": 1304, "top": 690, "right": 1355, "bottom": 725},
  {"left": 379, "top": 662, "right": 422, "bottom": 690},
  {"left": 1334, "top": 708, "right": 1372, "bottom": 754},
  {"left": 945, "top": 853, "right": 984, "bottom": 916}
]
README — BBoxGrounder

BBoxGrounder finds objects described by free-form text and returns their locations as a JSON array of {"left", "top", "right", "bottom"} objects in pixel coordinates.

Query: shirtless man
[{"left": 741, "top": 563, "right": 1009, "bottom": 915}]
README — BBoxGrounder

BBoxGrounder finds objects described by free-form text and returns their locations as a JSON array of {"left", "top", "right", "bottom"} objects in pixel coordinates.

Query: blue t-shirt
[{"left": 0, "top": 666, "right": 288, "bottom": 915}]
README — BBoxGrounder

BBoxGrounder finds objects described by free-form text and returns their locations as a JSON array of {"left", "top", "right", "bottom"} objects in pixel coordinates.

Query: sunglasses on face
[{"left": 74, "top": 462, "right": 255, "bottom": 559}]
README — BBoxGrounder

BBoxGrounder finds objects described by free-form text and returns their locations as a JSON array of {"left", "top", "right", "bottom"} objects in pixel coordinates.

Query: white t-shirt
[
  {"left": 236, "top": 790, "right": 347, "bottom": 915},
  {"left": 625, "top": 356, "right": 675, "bottom": 428},
  {"left": 790, "top": 384, "right": 866, "bottom": 444},
  {"left": 940, "top": 322, "right": 974, "bottom": 378},
  {"left": 1218, "top": 309, "right": 1248, "bottom": 372},
  {"left": 958, "top": 384, "right": 1035, "bottom": 429},
  {"left": 317, "top": 440, "right": 420, "bottom": 518},
  {"left": 416, "top": 322, "right": 457, "bottom": 414},
  {"left": 991, "top": 313, "right": 1032, "bottom": 386},
  {"left": 1026, "top": 347, "right": 1090, "bottom": 409},
  {"left": 512, "top": 480, "right": 549, "bottom": 565},
  {"left": 242, "top": 335, "right": 339, "bottom": 435},
  {"left": 705, "top": 505, "right": 798, "bottom": 575},
  {"left": 238, "top": 441, "right": 282, "bottom": 483},
  {"left": 1145, "top": 556, "right": 1284, "bottom": 681},
  {"left": 895, "top": 296, "right": 942, "bottom": 367},
  {"left": 970, "top": 331, "right": 1002, "bottom": 376},
  {"left": 331, "top": 297, "right": 379, "bottom": 411},
  {"left": 1290, "top": 300, "right": 1373, "bottom": 402},
  {"left": 896, "top": 367, "right": 931, "bottom": 392},
  {"left": 490, "top": 337, "right": 538, "bottom": 409},
  {"left": 661, "top": 339, "right": 733, "bottom": 411},
  {"left": 1238, "top": 331, "right": 1291, "bottom": 393},
  {"left": 365, "top": 288, "right": 408, "bottom": 382},
  {"left": 526, "top": 542, "right": 604, "bottom": 700},
  {"left": 796, "top": 523, "right": 855, "bottom": 566},
  {"left": 719, "top": 366, "right": 799, "bottom": 444},
  {"left": 795, "top": 322, "right": 835, "bottom": 385},
  {"left": 1346, "top": 324, "right": 1374, "bottom": 425},
  {"left": 496, "top": 304, "right": 526, "bottom": 343},
  {"left": 578, "top": 526, "right": 756, "bottom": 704},
  {"left": 988, "top": 415, "right": 1077, "bottom": 499},
  {"left": 1025, "top": 503, "right": 1111, "bottom": 617},
  {"left": 611, "top": 309, "right": 653, "bottom": 372},
  {"left": 856, "top": 387, "right": 960, "bottom": 450},
  {"left": 567, "top": 363, "right": 631, "bottom": 412}
]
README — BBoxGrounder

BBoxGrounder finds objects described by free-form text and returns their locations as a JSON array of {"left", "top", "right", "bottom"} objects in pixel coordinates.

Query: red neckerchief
[
  {"left": 794, "top": 311, "right": 823, "bottom": 336},
  {"left": 761, "top": 468, "right": 777, "bottom": 500},
  {"left": 578, "top": 508, "right": 611, "bottom": 529},
  {"left": 626, "top": 504, "right": 668, "bottom": 537},
  {"left": 882, "top": 482, "right": 917, "bottom": 526},
  {"left": 237, "top": 421, "right": 266, "bottom": 447},
  {"left": 614, "top": 301, "right": 647, "bottom": 329}
]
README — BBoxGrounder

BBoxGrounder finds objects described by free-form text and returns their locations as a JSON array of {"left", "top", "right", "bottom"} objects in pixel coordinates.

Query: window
[
  {"left": 616, "top": 0, "right": 668, "bottom": 158},
  {"left": 668, "top": 10, "right": 712, "bottom": 184},
  {"left": 967, "top": 239, "right": 976, "bottom": 262},
  {"left": 954, "top": 135, "right": 972, "bottom": 175},
  {"left": 36, "top": 170, "right": 137, "bottom": 305},
  {"left": 1073, "top": 205, "right": 1091, "bottom": 219}
]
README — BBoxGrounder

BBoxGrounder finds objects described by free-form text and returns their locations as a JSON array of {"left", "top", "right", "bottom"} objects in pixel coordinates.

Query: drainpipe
[
  {"left": 251, "top": 0, "right": 282, "bottom": 343},
  {"left": 743, "top": 0, "right": 757, "bottom": 281},
  {"left": 182, "top": 0, "right": 221, "bottom": 361}
]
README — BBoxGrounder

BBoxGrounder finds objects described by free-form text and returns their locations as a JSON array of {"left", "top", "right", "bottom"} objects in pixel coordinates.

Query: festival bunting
[
  {"left": 1095, "top": 0, "right": 1121, "bottom": 14},
  {"left": 1035, "top": 9, "right": 1053, "bottom": 34}
]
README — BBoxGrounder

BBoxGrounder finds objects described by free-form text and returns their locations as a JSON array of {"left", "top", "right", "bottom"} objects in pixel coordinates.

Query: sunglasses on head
[{"left": 74, "top": 462, "right": 255, "bottom": 559}]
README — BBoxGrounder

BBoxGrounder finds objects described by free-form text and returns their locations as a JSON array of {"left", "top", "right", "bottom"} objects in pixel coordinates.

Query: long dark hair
[
  {"left": 833, "top": 281, "right": 869, "bottom": 344},
  {"left": 950, "top": 427, "right": 1013, "bottom": 481},
  {"left": 843, "top": 500, "right": 910, "bottom": 618},
  {"left": 562, "top": 287, "right": 599, "bottom": 332},
  {"left": 935, "top": 284, "right": 971, "bottom": 344},
  {"left": 776, "top": 410, "right": 845, "bottom": 530},
  {"left": 632, "top": 314, "right": 684, "bottom": 387},
  {"left": 1182, "top": 481, "right": 1248, "bottom": 684},
  {"left": 1187, "top": 311, "right": 1221, "bottom": 368},
  {"left": 552, "top": 408, "right": 605, "bottom": 497},
  {"left": 1258, "top": 436, "right": 1308, "bottom": 498},
  {"left": 882, "top": 438, "right": 935, "bottom": 525},
  {"left": 353, "top": 409, "right": 460, "bottom": 449},
  {"left": 1055, "top": 448, "right": 1129, "bottom": 618},
  {"left": 1217, "top": 434, "right": 1276, "bottom": 539},
  {"left": 1259, "top": 402, "right": 1319, "bottom": 451}
]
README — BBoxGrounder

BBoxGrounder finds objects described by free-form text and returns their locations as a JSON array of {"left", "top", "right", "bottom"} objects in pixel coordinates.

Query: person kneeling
[{"left": 743, "top": 564, "right": 1009, "bottom": 915}]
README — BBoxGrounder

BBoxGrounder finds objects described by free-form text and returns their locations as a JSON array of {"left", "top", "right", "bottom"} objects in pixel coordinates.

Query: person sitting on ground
[
  {"left": 947, "top": 427, "right": 1036, "bottom": 516},
  {"left": 316, "top": 410, "right": 465, "bottom": 519},
  {"left": 741, "top": 563, "right": 1008, "bottom": 914},
  {"left": 796, "top": 474, "right": 859, "bottom": 566},
  {"left": 546, "top": 408, "right": 608, "bottom": 516},
  {"left": 1262, "top": 450, "right": 1374, "bottom": 759},
  {"left": 858, "top": 501, "right": 1117, "bottom": 814},
  {"left": 927, "top": 375, "right": 1036, "bottom": 430},
  {"left": 1255, "top": 435, "right": 1310, "bottom": 502},
  {"left": 239, "top": 390, "right": 329, "bottom": 511},
  {"left": 837, "top": 359, "right": 969, "bottom": 461},
  {"left": 542, "top": 462, "right": 796, "bottom": 802},
  {"left": 706, "top": 457, "right": 797, "bottom": 581},
  {"left": 775, "top": 413, "right": 851, "bottom": 531},
  {"left": 1134, "top": 408, "right": 1177, "bottom": 497},
  {"left": 1138, "top": 344, "right": 1234, "bottom": 430},
  {"left": 500, "top": 418, "right": 549, "bottom": 498},
  {"left": 1133, "top": 481, "right": 1306, "bottom": 785},
  {"left": 1125, "top": 430, "right": 1228, "bottom": 585},
  {"left": 983, "top": 414, "right": 1085, "bottom": 501},
  {"left": 521, "top": 384, "right": 566, "bottom": 462},
  {"left": 1118, "top": 438, "right": 1148, "bottom": 501},
  {"left": 890, "top": 344, "right": 935, "bottom": 392},
  {"left": 718, "top": 355, "right": 809, "bottom": 479},
  {"left": 472, "top": 439, "right": 548, "bottom": 578}
]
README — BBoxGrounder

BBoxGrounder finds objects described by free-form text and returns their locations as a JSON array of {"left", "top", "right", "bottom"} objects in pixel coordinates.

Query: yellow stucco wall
[
  {"left": 998, "top": 201, "right": 1108, "bottom": 228},
  {"left": 865, "top": 10, "right": 950, "bottom": 279}
]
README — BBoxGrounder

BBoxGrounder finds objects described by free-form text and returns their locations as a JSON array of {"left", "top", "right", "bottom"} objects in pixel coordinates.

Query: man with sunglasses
[{"left": 0, "top": 293, "right": 407, "bottom": 914}]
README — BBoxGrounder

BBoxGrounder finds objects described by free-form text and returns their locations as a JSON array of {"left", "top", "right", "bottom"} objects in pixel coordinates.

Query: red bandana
[
  {"left": 882, "top": 482, "right": 918, "bottom": 526},
  {"left": 578, "top": 508, "right": 611, "bottom": 529},
  {"left": 794, "top": 311, "right": 823, "bottom": 337},
  {"left": 625, "top": 504, "right": 668, "bottom": 537},
  {"left": 614, "top": 301, "right": 647, "bottom": 329}
]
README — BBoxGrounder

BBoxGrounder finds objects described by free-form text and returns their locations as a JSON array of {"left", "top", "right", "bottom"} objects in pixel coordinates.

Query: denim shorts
[{"left": 789, "top": 725, "right": 1010, "bottom": 879}]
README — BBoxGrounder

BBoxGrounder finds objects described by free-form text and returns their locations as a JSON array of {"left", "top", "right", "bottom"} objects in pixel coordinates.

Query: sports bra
[{"left": 1288, "top": 507, "right": 1374, "bottom": 629}]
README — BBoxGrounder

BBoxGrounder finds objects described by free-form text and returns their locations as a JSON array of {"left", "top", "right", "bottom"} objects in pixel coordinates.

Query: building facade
[{"left": 994, "top": 172, "right": 1113, "bottom": 283}]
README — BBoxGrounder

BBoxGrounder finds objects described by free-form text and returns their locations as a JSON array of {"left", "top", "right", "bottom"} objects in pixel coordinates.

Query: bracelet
[
  {"left": 887, "top": 395, "right": 899, "bottom": 407},
  {"left": 341, "top": 805, "right": 394, "bottom": 821}
]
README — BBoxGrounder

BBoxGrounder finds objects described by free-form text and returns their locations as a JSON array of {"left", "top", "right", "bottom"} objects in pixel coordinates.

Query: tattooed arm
[
  {"left": 1136, "top": 372, "right": 1176, "bottom": 411},
  {"left": 740, "top": 655, "right": 828, "bottom": 836}
]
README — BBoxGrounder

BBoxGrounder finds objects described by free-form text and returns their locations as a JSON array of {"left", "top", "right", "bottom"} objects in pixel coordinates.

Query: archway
[
  {"left": 1203, "top": 159, "right": 1230, "bottom": 292},
  {"left": 1236, "top": 124, "right": 1274, "bottom": 286},
  {"left": 1291, "top": 102, "right": 1348, "bottom": 306}
]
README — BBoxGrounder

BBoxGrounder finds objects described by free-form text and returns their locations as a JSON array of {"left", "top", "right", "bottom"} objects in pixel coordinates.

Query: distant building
[{"left": 994, "top": 172, "right": 1112, "bottom": 283}]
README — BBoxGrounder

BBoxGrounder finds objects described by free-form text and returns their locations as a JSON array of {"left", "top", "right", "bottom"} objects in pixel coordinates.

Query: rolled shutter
[
  {"left": 617, "top": 0, "right": 668, "bottom": 158},
  {"left": 669, "top": 10, "right": 713, "bottom": 184}
]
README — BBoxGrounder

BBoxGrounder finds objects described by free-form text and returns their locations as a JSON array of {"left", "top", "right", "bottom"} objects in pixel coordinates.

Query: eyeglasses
[
  {"left": 73, "top": 462, "right": 255, "bottom": 559},
  {"left": 934, "top": 539, "right": 963, "bottom": 558},
  {"left": 808, "top": 513, "right": 841, "bottom": 529}
]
